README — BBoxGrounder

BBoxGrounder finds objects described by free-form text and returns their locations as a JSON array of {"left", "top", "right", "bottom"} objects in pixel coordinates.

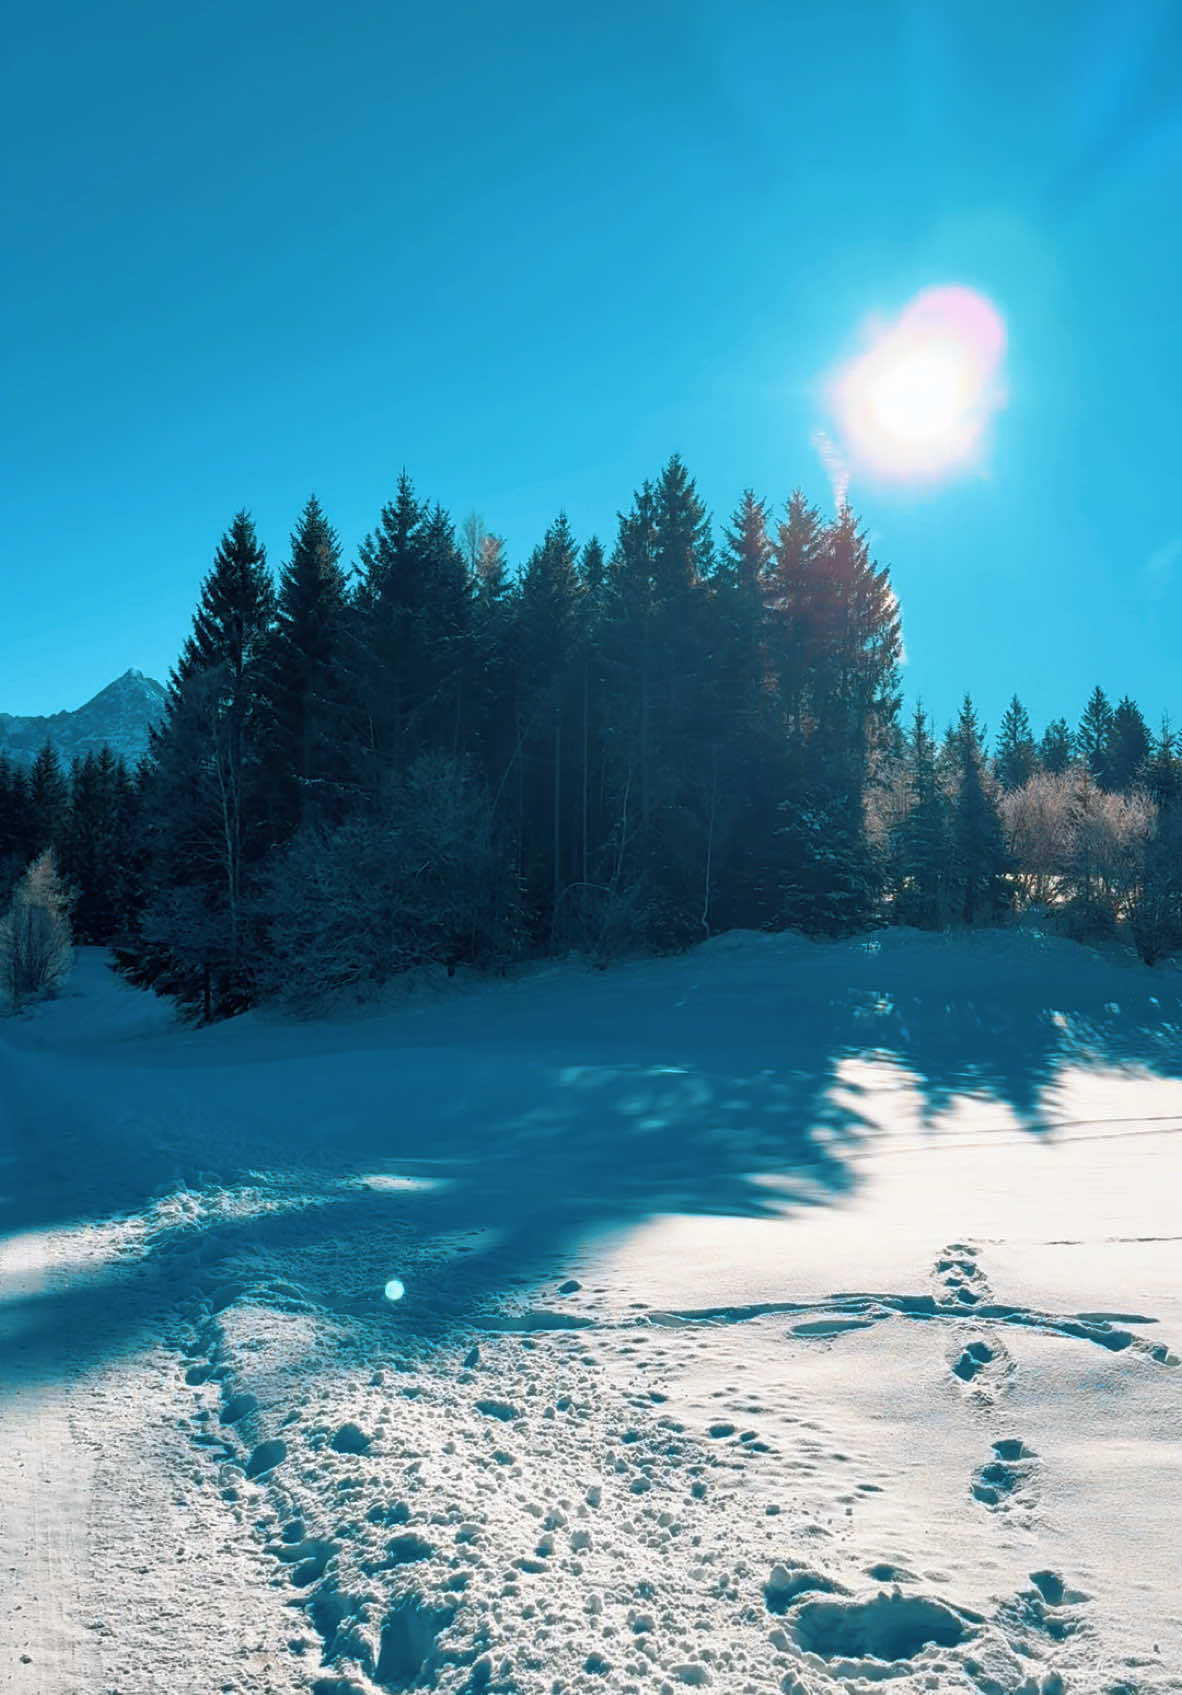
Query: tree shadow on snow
[
  {"left": 0, "top": 1041, "right": 867, "bottom": 1388},
  {"left": 3, "top": 929, "right": 1182, "bottom": 1394}
]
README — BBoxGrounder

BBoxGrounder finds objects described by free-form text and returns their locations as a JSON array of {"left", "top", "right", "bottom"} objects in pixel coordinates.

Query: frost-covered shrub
[
  {"left": 256, "top": 754, "right": 520, "bottom": 1007},
  {"left": 1000, "top": 771, "right": 1154, "bottom": 919},
  {"left": 0, "top": 849, "right": 73, "bottom": 1011},
  {"left": 1000, "top": 773, "right": 1077, "bottom": 905}
]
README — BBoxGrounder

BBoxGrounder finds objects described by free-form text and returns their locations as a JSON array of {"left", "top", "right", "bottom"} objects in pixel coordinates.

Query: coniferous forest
[{"left": 4, "top": 455, "right": 1182, "bottom": 1019}]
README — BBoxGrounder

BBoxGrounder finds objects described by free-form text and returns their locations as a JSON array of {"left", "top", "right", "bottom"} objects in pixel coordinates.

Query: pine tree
[
  {"left": 951, "top": 695, "right": 1011, "bottom": 924},
  {"left": 579, "top": 535, "right": 606, "bottom": 597},
  {"left": 721, "top": 489, "right": 772, "bottom": 597},
  {"left": 767, "top": 489, "right": 826, "bottom": 739},
  {"left": 1039, "top": 717, "right": 1073, "bottom": 775},
  {"left": 1103, "top": 695, "right": 1151, "bottom": 791},
  {"left": 653, "top": 452, "right": 714, "bottom": 594},
  {"left": 1133, "top": 724, "right": 1182, "bottom": 962},
  {"left": 350, "top": 476, "right": 474, "bottom": 778},
  {"left": 705, "top": 490, "right": 782, "bottom": 931},
  {"left": 513, "top": 514, "right": 584, "bottom": 935},
  {"left": 774, "top": 504, "right": 901, "bottom": 936},
  {"left": 1078, "top": 686, "right": 1113, "bottom": 783},
  {"left": 995, "top": 695, "right": 1036, "bottom": 792},
  {"left": 598, "top": 458, "right": 716, "bottom": 942},
  {"left": 130, "top": 511, "right": 275, "bottom": 1016},
  {"left": 1143, "top": 721, "right": 1180, "bottom": 809},
  {"left": 26, "top": 742, "right": 68, "bottom": 853},
  {"left": 892, "top": 704, "right": 951, "bottom": 927},
  {"left": 62, "top": 746, "right": 138, "bottom": 942},
  {"left": 263, "top": 495, "right": 349, "bottom": 836},
  {"left": 0, "top": 754, "right": 32, "bottom": 892}
]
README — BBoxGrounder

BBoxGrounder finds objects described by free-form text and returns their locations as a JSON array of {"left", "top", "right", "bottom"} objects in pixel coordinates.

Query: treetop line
[{"left": 2, "top": 457, "right": 1180, "bottom": 1020}]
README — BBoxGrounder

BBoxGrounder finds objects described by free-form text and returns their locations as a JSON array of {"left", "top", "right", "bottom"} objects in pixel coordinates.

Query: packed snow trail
[
  {"left": 0, "top": 1027, "right": 311, "bottom": 1694},
  {"left": 0, "top": 1223, "right": 100, "bottom": 1694},
  {"left": 2, "top": 933, "right": 1182, "bottom": 1693}
]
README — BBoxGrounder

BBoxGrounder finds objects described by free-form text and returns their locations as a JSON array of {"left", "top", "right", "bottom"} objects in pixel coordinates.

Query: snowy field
[{"left": 1, "top": 929, "right": 1181, "bottom": 1695}]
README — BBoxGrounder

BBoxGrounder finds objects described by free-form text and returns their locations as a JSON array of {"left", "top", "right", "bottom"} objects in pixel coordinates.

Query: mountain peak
[{"left": 0, "top": 671, "right": 167, "bottom": 767}]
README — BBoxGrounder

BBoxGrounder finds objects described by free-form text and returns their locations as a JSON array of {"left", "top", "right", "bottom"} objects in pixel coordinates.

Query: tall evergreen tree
[
  {"left": 63, "top": 746, "right": 139, "bottom": 942},
  {"left": 512, "top": 514, "right": 584, "bottom": 934},
  {"left": 951, "top": 695, "right": 1011, "bottom": 924},
  {"left": 705, "top": 490, "right": 782, "bottom": 931},
  {"left": 597, "top": 458, "right": 716, "bottom": 941},
  {"left": 1103, "top": 695, "right": 1151, "bottom": 791},
  {"left": 774, "top": 504, "right": 901, "bottom": 935},
  {"left": 26, "top": 742, "right": 68, "bottom": 854},
  {"left": 263, "top": 495, "right": 349, "bottom": 836},
  {"left": 350, "top": 476, "right": 474, "bottom": 778},
  {"left": 128, "top": 511, "right": 275, "bottom": 1016},
  {"left": 0, "top": 754, "right": 31, "bottom": 897},
  {"left": 1143, "top": 721, "right": 1180, "bottom": 809},
  {"left": 721, "top": 488, "right": 772, "bottom": 596},
  {"left": 891, "top": 703, "right": 951, "bottom": 927},
  {"left": 1133, "top": 723, "right": 1182, "bottom": 961},
  {"left": 1039, "top": 716, "right": 1074, "bottom": 775},
  {"left": 579, "top": 535, "right": 606, "bottom": 596},
  {"left": 1078, "top": 686, "right": 1114, "bottom": 782},
  {"left": 995, "top": 695, "right": 1036, "bottom": 792},
  {"left": 767, "top": 489, "right": 826, "bottom": 739}
]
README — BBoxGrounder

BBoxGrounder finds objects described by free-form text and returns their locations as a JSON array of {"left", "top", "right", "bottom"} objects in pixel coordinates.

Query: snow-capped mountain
[{"left": 0, "top": 669, "right": 167, "bottom": 768}]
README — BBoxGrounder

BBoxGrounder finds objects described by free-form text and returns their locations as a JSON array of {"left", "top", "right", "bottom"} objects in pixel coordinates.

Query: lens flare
[{"left": 827, "top": 286, "right": 1007, "bottom": 483}]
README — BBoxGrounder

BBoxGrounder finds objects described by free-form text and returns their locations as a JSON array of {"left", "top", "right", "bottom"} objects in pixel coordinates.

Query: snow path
[
  {"left": 0, "top": 1225, "right": 101, "bottom": 1694},
  {"left": 0, "top": 1029, "right": 313, "bottom": 1694},
  {"left": 2, "top": 933, "right": 1182, "bottom": 1693}
]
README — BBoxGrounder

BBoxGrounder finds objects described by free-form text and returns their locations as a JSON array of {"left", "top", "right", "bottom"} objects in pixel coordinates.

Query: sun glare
[{"left": 828, "top": 286, "right": 1007, "bottom": 483}]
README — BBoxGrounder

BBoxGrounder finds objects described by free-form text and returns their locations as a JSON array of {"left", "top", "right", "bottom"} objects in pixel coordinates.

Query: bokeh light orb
[
  {"left": 828, "top": 286, "right": 1007, "bottom": 482},
  {"left": 384, "top": 1277, "right": 406, "bottom": 1302}
]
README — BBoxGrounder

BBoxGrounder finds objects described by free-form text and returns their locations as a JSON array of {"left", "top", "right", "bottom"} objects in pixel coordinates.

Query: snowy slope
[
  {"left": 1, "top": 930, "right": 1181, "bottom": 1695},
  {"left": 0, "top": 668, "right": 166, "bottom": 767}
]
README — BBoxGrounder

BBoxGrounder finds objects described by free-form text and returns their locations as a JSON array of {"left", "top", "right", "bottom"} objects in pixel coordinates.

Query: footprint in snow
[
  {"left": 971, "top": 1438, "right": 1037, "bottom": 1511},
  {"left": 933, "top": 1242, "right": 991, "bottom": 1308},
  {"left": 950, "top": 1334, "right": 1014, "bottom": 1403}
]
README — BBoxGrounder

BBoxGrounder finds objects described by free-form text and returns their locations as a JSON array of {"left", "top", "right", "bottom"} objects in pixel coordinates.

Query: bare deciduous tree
[{"left": 1, "top": 849, "right": 73, "bottom": 1011}]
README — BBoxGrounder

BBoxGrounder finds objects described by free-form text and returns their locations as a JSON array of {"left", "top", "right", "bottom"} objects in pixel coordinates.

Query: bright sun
[{"left": 828, "top": 286, "right": 1007, "bottom": 483}]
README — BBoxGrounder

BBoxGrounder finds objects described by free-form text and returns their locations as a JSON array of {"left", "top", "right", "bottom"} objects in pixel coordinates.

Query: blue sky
[{"left": 3, "top": 0, "right": 1181, "bottom": 742}]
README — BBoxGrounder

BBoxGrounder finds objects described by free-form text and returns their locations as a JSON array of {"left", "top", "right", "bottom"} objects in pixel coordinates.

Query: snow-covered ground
[{"left": 2, "top": 929, "right": 1180, "bottom": 1695}]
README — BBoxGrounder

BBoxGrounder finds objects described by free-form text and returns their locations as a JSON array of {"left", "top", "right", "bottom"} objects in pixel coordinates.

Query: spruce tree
[
  {"left": 26, "top": 742, "right": 68, "bottom": 853},
  {"left": 774, "top": 505, "right": 901, "bottom": 935},
  {"left": 0, "top": 754, "right": 31, "bottom": 902},
  {"left": 63, "top": 746, "right": 138, "bottom": 942},
  {"left": 767, "top": 489, "right": 825, "bottom": 738},
  {"left": 130, "top": 511, "right": 275, "bottom": 1016},
  {"left": 892, "top": 704, "right": 951, "bottom": 927},
  {"left": 263, "top": 495, "right": 349, "bottom": 836},
  {"left": 1103, "top": 695, "right": 1151, "bottom": 791},
  {"left": 1078, "top": 686, "right": 1113, "bottom": 783},
  {"left": 721, "top": 489, "right": 772, "bottom": 596},
  {"left": 598, "top": 458, "right": 715, "bottom": 943},
  {"left": 1039, "top": 717, "right": 1074, "bottom": 775},
  {"left": 706, "top": 490, "right": 782, "bottom": 931},
  {"left": 579, "top": 535, "right": 606, "bottom": 597},
  {"left": 1133, "top": 724, "right": 1182, "bottom": 961},
  {"left": 995, "top": 695, "right": 1036, "bottom": 792},
  {"left": 513, "top": 514, "right": 584, "bottom": 935},
  {"left": 951, "top": 695, "right": 1011, "bottom": 925},
  {"left": 350, "top": 476, "right": 474, "bottom": 778}
]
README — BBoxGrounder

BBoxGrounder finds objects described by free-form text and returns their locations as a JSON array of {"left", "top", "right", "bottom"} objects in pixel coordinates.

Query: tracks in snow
[{"left": 0, "top": 1228, "right": 102, "bottom": 1695}]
